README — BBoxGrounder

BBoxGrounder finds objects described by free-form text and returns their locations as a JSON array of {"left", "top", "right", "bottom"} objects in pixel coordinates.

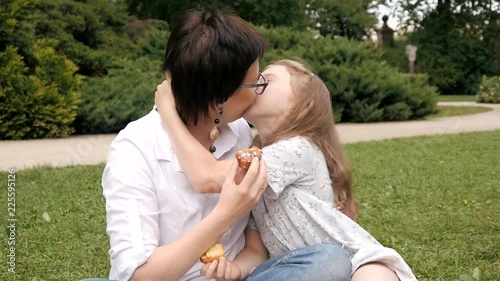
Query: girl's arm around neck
[{"left": 155, "top": 81, "right": 233, "bottom": 193}]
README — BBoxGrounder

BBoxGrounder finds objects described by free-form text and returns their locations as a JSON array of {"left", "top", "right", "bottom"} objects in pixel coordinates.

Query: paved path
[
  {"left": 1, "top": 102, "right": 499, "bottom": 171},
  {"left": 336, "top": 102, "right": 500, "bottom": 143}
]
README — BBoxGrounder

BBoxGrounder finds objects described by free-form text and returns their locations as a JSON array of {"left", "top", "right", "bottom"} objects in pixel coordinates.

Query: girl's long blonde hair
[{"left": 258, "top": 59, "right": 358, "bottom": 220}]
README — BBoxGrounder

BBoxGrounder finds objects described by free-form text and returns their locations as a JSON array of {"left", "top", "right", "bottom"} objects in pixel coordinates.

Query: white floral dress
[{"left": 249, "top": 136, "right": 417, "bottom": 281}]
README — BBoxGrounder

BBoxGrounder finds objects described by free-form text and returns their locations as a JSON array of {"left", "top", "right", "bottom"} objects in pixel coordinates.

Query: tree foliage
[
  {"left": 234, "top": 0, "right": 308, "bottom": 28},
  {"left": 124, "top": 0, "right": 376, "bottom": 39},
  {"left": 305, "top": 0, "right": 377, "bottom": 40},
  {"left": 381, "top": 0, "right": 499, "bottom": 95},
  {"left": 125, "top": 0, "right": 306, "bottom": 27}
]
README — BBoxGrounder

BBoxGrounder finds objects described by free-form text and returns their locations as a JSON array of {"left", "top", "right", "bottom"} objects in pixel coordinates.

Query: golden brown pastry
[
  {"left": 200, "top": 242, "right": 225, "bottom": 264},
  {"left": 235, "top": 146, "right": 262, "bottom": 170}
]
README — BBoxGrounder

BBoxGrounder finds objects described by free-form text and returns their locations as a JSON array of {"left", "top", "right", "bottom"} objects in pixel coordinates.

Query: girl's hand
[
  {"left": 155, "top": 79, "right": 176, "bottom": 113},
  {"left": 200, "top": 257, "right": 242, "bottom": 281}
]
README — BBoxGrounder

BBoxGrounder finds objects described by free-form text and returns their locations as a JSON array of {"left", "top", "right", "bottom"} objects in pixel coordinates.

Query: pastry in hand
[
  {"left": 235, "top": 146, "right": 262, "bottom": 170},
  {"left": 200, "top": 242, "right": 225, "bottom": 264}
]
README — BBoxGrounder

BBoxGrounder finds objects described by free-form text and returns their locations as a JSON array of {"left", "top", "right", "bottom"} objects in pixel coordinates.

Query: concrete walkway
[{"left": 1, "top": 102, "right": 499, "bottom": 171}]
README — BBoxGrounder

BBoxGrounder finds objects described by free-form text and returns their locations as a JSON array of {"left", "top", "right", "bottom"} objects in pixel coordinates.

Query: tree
[
  {"left": 232, "top": 0, "right": 308, "bottom": 28},
  {"left": 304, "top": 0, "right": 377, "bottom": 40},
  {"left": 380, "top": 0, "right": 499, "bottom": 95},
  {"left": 125, "top": 0, "right": 307, "bottom": 27},
  {"left": 124, "top": 0, "right": 376, "bottom": 39},
  {"left": 126, "top": 0, "right": 228, "bottom": 24}
]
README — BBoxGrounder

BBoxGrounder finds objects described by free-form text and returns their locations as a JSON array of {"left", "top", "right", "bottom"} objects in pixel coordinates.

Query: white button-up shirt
[{"left": 102, "top": 109, "right": 253, "bottom": 281}]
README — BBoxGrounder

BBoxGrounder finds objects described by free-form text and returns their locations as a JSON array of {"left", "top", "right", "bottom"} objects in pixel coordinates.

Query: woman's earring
[{"left": 209, "top": 107, "right": 223, "bottom": 153}]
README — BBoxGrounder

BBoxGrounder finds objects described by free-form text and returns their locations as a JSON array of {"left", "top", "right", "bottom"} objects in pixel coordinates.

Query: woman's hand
[
  {"left": 155, "top": 79, "right": 176, "bottom": 113},
  {"left": 215, "top": 158, "right": 268, "bottom": 224},
  {"left": 200, "top": 257, "right": 242, "bottom": 281}
]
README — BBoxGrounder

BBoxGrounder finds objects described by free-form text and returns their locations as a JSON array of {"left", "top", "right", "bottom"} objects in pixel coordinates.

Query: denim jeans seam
[{"left": 322, "top": 241, "right": 351, "bottom": 260}]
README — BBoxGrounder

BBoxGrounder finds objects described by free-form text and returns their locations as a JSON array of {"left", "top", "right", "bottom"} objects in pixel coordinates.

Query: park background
[{"left": 0, "top": 0, "right": 499, "bottom": 280}]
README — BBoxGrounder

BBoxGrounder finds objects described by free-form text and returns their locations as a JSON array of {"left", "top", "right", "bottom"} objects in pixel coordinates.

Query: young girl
[{"left": 155, "top": 59, "right": 417, "bottom": 281}]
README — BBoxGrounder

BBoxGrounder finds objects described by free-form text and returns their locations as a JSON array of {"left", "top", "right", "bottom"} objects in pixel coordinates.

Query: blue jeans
[
  {"left": 245, "top": 242, "right": 352, "bottom": 281},
  {"left": 81, "top": 243, "right": 351, "bottom": 281}
]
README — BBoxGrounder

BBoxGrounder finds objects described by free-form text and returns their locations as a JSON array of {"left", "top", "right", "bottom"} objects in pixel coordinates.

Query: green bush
[
  {"left": 476, "top": 76, "right": 500, "bottom": 104},
  {"left": 0, "top": 43, "right": 81, "bottom": 140},
  {"left": 73, "top": 23, "right": 170, "bottom": 134},
  {"left": 1, "top": 0, "right": 82, "bottom": 140},
  {"left": 0, "top": 0, "right": 36, "bottom": 59},
  {"left": 73, "top": 57, "right": 164, "bottom": 134},
  {"left": 135, "top": 23, "right": 170, "bottom": 60},
  {"left": 74, "top": 24, "right": 438, "bottom": 135},
  {"left": 259, "top": 27, "right": 438, "bottom": 122}
]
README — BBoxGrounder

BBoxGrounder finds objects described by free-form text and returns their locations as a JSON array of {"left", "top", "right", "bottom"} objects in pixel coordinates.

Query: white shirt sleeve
[
  {"left": 262, "top": 136, "right": 312, "bottom": 199},
  {"left": 102, "top": 135, "right": 160, "bottom": 281}
]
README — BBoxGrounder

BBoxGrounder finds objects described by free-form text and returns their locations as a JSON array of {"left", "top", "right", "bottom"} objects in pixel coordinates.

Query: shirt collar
[{"left": 152, "top": 108, "right": 241, "bottom": 172}]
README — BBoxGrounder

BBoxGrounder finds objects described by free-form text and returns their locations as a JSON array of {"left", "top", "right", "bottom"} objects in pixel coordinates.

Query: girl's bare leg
[{"left": 351, "top": 263, "right": 399, "bottom": 281}]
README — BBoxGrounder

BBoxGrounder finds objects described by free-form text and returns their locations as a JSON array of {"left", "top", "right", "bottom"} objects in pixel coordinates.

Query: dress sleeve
[
  {"left": 246, "top": 213, "right": 259, "bottom": 232},
  {"left": 262, "top": 137, "right": 312, "bottom": 199},
  {"left": 102, "top": 135, "right": 160, "bottom": 281}
]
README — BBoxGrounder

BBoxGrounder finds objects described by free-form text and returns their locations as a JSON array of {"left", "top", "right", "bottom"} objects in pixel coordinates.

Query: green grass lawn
[
  {"left": 1, "top": 131, "right": 499, "bottom": 280},
  {"left": 428, "top": 105, "right": 492, "bottom": 118},
  {"left": 437, "top": 95, "right": 477, "bottom": 102}
]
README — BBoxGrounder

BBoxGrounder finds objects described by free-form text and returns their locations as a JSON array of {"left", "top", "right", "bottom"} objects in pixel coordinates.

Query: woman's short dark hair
[{"left": 162, "top": 9, "right": 267, "bottom": 125}]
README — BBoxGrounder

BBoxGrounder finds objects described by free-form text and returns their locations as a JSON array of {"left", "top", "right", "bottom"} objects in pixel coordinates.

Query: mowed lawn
[
  {"left": 0, "top": 130, "right": 498, "bottom": 280},
  {"left": 437, "top": 95, "right": 477, "bottom": 102},
  {"left": 428, "top": 105, "right": 492, "bottom": 119}
]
